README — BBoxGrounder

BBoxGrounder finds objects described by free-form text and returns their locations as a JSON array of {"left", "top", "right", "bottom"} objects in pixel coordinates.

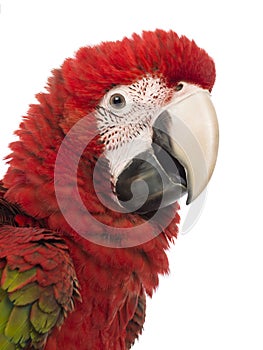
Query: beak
[
  {"left": 154, "top": 88, "right": 219, "bottom": 204},
  {"left": 115, "top": 86, "right": 219, "bottom": 213}
]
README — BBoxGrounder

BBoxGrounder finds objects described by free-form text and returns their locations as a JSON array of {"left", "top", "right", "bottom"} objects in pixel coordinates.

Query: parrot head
[
  {"left": 4, "top": 29, "right": 218, "bottom": 247},
  {"left": 59, "top": 29, "right": 218, "bottom": 213}
]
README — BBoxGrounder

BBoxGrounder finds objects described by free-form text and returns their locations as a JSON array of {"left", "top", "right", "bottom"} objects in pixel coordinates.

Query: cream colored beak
[{"left": 163, "top": 88, "right": 219, "bottom": 204}]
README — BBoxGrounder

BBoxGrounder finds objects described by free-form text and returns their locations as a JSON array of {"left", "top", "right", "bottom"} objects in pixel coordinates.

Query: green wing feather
[{"left": 0, "top": 225, "right": 80, "bottom": 350}]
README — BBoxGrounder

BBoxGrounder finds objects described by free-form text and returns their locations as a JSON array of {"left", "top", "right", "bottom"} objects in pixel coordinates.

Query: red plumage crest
[{"left": 62, "top": 29, "right": 215, "bottom": 114}]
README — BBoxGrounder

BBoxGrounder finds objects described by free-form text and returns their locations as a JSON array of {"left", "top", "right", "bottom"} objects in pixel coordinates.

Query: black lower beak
[{"left": 115, "top": 135, "right": 187, "bottom": 214}]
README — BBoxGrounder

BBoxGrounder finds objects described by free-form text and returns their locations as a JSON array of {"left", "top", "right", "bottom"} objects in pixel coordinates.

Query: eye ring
[
  {"left": 109, "top": 93, "right": 126, "bottom": 109},
  {"left": 175, "top": 83, "right": 184, "bottom": 91}
]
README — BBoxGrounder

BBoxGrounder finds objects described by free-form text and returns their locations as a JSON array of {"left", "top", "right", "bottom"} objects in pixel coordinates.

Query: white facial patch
[{"left": 96, "top": 76, "right": 174, "bottom": 183}]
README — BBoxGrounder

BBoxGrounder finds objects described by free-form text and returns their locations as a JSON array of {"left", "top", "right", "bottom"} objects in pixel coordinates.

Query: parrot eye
[
  {"left": 175, "top": 83, "right": 184, "bottom": 91},
  {"left": 110, "top": 93, "right": 126, "bottom": 109}
]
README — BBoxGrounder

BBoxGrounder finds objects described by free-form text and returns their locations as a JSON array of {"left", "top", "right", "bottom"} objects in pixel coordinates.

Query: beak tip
[
  {"left": 186, "top": 191, "right": 194, "bottom": 205},
  {"left": 186, "top": 197, "right": 191, "bottom": 205}
]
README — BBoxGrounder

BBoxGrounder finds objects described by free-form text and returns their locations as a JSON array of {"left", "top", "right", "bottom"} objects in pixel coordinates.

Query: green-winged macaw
[{"left": 0, "top": 29, "right": 219, "bottom": 349}]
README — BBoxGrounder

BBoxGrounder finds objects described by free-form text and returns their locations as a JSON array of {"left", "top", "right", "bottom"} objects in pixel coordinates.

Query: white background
[{"left": 1, "top": 1, "right": 263, "bottom": 349}]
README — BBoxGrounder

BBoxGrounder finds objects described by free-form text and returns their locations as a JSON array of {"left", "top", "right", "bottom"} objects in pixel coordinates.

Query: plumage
[
  {"left": 0, "top": 203, "right": 80, "bottom": 348},
  {"left": 0, "top": 29, "right": 216, "bottom": 349}
]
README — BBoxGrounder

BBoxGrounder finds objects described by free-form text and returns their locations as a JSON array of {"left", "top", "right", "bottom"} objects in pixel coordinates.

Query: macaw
[{"left": 0, "top": 29, "right": 219, "bottom": 349}]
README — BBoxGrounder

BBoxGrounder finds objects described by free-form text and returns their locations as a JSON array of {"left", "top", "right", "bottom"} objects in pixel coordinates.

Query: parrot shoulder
[{"left": 0, "top": 225, "right": 80, "bottom": 350}]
